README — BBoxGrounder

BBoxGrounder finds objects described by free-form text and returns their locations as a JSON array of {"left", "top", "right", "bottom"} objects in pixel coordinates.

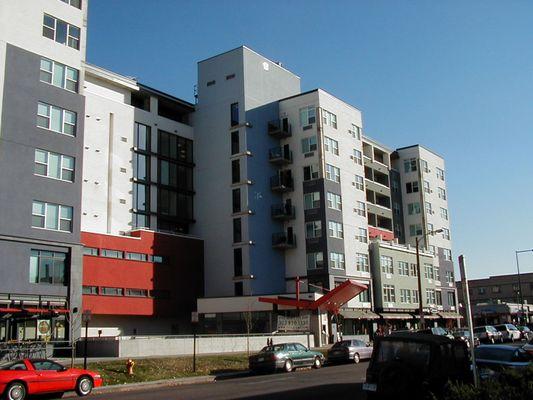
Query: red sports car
[{"left": 0, "top": 359, "right": 102, "bottom": 400}]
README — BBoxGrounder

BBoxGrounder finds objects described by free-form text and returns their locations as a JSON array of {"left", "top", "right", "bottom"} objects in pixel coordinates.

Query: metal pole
[
  {"left": 83, "top": 321, "right": 89, "bottom": 370},
  {"left": 515, "top": 251, "right": 525, "bottom": 325},
  {"left": 416, "top": 237, "right": 425, "bottom": 330},
  {"left": 192, "top": 325, "right": 196, "bottom": 373},
  {"left": 458, "top": 255, "right": 478, "bottom": 388}
]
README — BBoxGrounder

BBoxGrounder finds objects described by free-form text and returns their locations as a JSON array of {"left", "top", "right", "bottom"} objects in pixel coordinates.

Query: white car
[{"left": 494, "top": 324, "right": 522, "bottom": 342}]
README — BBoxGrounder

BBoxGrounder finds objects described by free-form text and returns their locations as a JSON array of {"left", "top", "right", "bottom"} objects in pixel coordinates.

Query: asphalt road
[{"left": 87, "top": 362, "right": 368, "bottom": 400}]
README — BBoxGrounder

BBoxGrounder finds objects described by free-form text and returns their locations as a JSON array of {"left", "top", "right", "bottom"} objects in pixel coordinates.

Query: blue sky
[{"left": 87, "top": 0, "right": 533, "bottom": 279}]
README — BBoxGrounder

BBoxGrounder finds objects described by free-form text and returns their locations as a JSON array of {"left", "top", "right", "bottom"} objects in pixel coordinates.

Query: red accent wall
[
  {"left": 81, "top": 230, "right": 203, "bottom": 317},
  {"left": 368, "top": 226, "right": 395, "bottom": 241}
]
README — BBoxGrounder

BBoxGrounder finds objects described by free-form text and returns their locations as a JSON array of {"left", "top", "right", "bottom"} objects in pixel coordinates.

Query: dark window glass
[
  {"left": 30, "top": 250, "right": 67, "bottom": 285},
  {"left": 234, "top": 248, "right": 243, "bottom": 277},
  {"left": 134, "top": 123, "right": 150, "bottom": 151},
  {"left": 234, "top": 281, "right": 243, "bottom": 296},
  {"left": 101, "top": 287, "right": 124, "bottom": 296},
  {"left": 231, "top": 131, "right": 239, "bottom": 155},
  {"left": 232, "top": 188, "right": 241, "bottom": 213},
  {"left": 133, "top": 153, "right": 149, "bottom": 181},
  {"left": 230, "top": 103, "right": 239, "bottom": 126},
  {"left": 233, "top": 218, "right": 242, "bottom": 243},
  {"left": 133, "top": 213, "right": 150, "bottom": 229},
  {"left": 82, "top": 286, "right": 98, "bottom": 295},
  {"left": 133, "top": 183, "right": 149, "bottom": 211},
  {"left": 100, "top": 249, "right": 123, "bottom": 259},
  {"left": 232, "top": 159, "right": 240, "bottom": 184},
  {"left": 32, "top": 360, "right": 64, "bottom": 371},
  {"left": 83, "top": 247, "right": 98, "bottom": 256}
]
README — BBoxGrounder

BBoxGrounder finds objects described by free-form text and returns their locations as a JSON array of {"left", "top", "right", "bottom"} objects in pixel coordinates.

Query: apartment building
[
  {"left": 0, "top": 0, "right": 87, "bottom": 341},
  {"left": 457, "top": 273, "right": 533, "bottom": 307}
]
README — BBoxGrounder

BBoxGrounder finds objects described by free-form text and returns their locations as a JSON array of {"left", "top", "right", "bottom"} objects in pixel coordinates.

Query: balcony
[
  {"left": 269, "top": 146, "right": 293, "bottom": 165},
  {"left": 268, "top": 118, "right": 292, "bottom": 139},
  {"left": 272, "top": 232, "right": 296, "bottom": 249},
  {"left": 270, "top": 174, "right": 294, "bottom": 192},
  {"left": 271, "top": 203, "right": 296, "bottom": 220}
]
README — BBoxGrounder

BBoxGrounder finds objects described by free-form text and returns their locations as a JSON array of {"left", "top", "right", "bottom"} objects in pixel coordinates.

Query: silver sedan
[{"left": 326, "top": 339, "right": 373, "bottom": 364}]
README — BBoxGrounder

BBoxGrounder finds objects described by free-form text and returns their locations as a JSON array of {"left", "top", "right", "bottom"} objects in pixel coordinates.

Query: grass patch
[{"left": 79, "top": 354, "right": 249, "bottom": 386}]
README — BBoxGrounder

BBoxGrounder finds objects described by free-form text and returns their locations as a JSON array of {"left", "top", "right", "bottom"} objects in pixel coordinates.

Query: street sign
[
  {"left": 191, "top": 311, "right": 199, "bottom": 324},
  {"left": 82, "top": 310, "right": 92, "bottom": 323}
]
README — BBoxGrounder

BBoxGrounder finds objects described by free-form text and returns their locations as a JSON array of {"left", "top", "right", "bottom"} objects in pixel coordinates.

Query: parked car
[
  {"left": 475, "top": 345, "right": 532, "bottom": 379},
  {"left": 0, "top": 358, "right": 102, "bottom": 400},
  {"left": 248, "top": 342, "right": 325, "bottom": 373},
  {"left": 363, "top": 333, "right": 471, "bottom": 399},
  {"left": 326, "top": 339, "right": 372, "bottom": 364},
  {"left": 473, "top": 325, "right": 503, "bottom": 344},
  {"left": 517, "top": 325, "right": 533, "bottom": 341},
  {"left": 453, "top": 329, "right": 481, "bottom": 348},
  {"left": 522, "top": 339, "right": 533, "bottom": 356},
  {"left": 417, "top": 326, "right": 455, "bottom": 340},
  {"left": 494, "top": 324, "right": 522, "bottom": 342}
]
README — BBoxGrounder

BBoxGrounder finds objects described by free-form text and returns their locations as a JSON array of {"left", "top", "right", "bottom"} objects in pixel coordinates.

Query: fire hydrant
[{"left": 126, "top": 359, "right": 135, "bottom": 375}]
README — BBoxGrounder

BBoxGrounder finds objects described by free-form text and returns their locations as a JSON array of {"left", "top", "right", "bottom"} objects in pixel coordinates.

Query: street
[{"left": 88, "top": 362, "right": 368, "bottom": 400}]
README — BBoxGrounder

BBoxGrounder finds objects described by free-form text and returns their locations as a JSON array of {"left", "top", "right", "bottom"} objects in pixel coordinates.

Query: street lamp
[
  {"left": 515, "top": 249, "right": 533, "bottom": 324},
  {"left": 416, "top": 228, "right": 444, "bottom": 330}
]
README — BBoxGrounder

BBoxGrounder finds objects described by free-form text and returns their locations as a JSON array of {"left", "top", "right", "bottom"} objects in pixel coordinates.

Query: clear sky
[{"left": 86, "top": 0, "right": 533, "bottom": 279}]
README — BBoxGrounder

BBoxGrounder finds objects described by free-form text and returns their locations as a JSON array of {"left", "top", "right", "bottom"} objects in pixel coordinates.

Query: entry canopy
[{"left": 259, "top": 279, "right": 368, "bottom": 314}]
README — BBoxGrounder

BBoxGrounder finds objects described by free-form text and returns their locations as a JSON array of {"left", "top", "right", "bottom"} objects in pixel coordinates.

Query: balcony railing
[
  {"left": 270, "top": 174, "right": 294, "bottom": 192},
  {"left": 272, "top": 232, "right": 296, "bottom": 249},
  {"left": 267, "top": 119, "right": 292, "bottom": 138},
  {"left": 271, "top": 204, "right": 296, "bottom": 220},
  {"left": 269, "top": 146, "right": 293, "bottom": 165}
]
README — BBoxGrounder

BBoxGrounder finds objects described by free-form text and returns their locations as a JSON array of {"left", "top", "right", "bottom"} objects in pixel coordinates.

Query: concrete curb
[{"left": 63, "top": 371, "right": 250, "bottom": 397}]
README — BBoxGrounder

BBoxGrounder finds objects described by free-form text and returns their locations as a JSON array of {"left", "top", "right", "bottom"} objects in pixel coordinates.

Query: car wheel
[
  {"left": 353, "top": 353, "right": 360, "bottom": 364},
  {"left": 75, "top": 376, "right": 93, "bottom": 397},
  {"left": 4, "top": 382, "right": 26, "bottom": 400},
  {"left": 284, "top": 359, "right": 294, "bottom": 372},
  {"left": 312, "top": 356, "right": 322, "bottom": 369}
]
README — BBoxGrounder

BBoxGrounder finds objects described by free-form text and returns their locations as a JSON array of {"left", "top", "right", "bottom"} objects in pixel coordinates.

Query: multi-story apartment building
[
  {"left": 0, "top": 0, "right": 87, "bottom": 341},
  {"left": 457, "top": 273, "right": 533, "bottom": 306}
]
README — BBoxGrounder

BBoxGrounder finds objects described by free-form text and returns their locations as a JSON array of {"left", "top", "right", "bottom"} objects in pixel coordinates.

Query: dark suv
[{"left": 363, "top": 333, "right": 472, "bottom": 399}]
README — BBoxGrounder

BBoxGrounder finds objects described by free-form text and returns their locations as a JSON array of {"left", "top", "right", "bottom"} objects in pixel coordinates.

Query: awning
[
  {"left": 0, "top": 307, "right": 69, "bottom": 314},
  {"left": 340, "top": 309, "right": 380, "bottom": 320},
  {"left": 438, "top": 312, "right": 463, "bottom": 319},
  {"left": 379, "top": 313, "right": 413, "bottom": 320},
  {"left": 422, "top": 314, "right": 441, "bottom": 320}
]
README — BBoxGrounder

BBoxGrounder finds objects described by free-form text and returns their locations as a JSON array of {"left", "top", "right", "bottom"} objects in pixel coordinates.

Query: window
[
  {"left": 233, "top": 218, "right": 242, "bottom": 243},
  {"left": 234, "top": 248, "right": 243, "bottom": 276},
  {"left": 434, "top": 267, "right": 440, "bottom": 281},
  {"left": 445, "top": 271, "right": 455, "bottom": 283},
  {"left": 440, "top": 208, "right": 448, "bottom": 220},
  {"left": 133, "top": 153, "right": 149, "bottom": 181},
  {"left": 43, "top": 14, "right": 80, "bottom": 49},
  {"left": 37, "top": 102, "right": 77, "bottom": 136},
  {"left": 60, "top": 0, "right": 82, "bottom": 8},
  {"left": 428, "top": 245, "right": 436, "bottom": 255},
  {"left": 407, "top": 202, "right": 421, "bottom": 215},
  {"left": 234, "top": 281, "right": 243, "bottom": 296},
  {"left": 322, "top": 110, "right": 337, "bottom": 128},
  {"left": 423, "top": 180, "right": 430, "bottom": 194},
  {"left": 354, "top": 175, "right": 364, "bottom": 190},
  {"left": 330, "top": 252, "right": 345, "bottom": 269},
  {"left": 32, "top": 360, "right": 65, "bottom": 371},
  {"left": 34, "top": 149, "right": 74, "bottom": 182},
  {"left": 100, "top": 249, "right": 123, "bottom": 259},
  {"left": 427, "top": 223, "right": 434, "bottom": 233},
  {"left": 436, "top": 167, "right": 445, "bottom": 181},
  {"left": 133, "top": 183, "right": 149, "bottom": 211},
  {"left": 443, "top": 248, "right": 452, "bottom": 261},
  {"left": 303, "top": 164, "right": 319, "bottom": 181},
  {"left": 398, "top": 261, "right": 409, "bottom": 276},
  {"left": 404, "top": 158, "right": 417, "bottom": 173},
  {"left": 125, "top": 252, "right": 147, "bottom": 261},
  {"left": 32, "top": 201, "right": 72, "bottom": 232},
  {"left": 101, "top": 287, "right": 124, "bottom": 296},
  {"left": 149, "top": 255, "right": 165, "bottom": 263},
  {"left": 424, "top": 264, "right": 434, "bottom": 280},
  {"left": 326, "top": 164, "right": 340, "bottom": 183},
  {"left": 406, "top": 181, "right": 419, "bottom": 193},
  {"left": 299, "top": 106, "right": 316, "bottom": 126},
  {"left": 304, "top": 192, "right": 320, "bottom": 209},
  {"left": 231, "top": 131, "right": 239, "bottom": 155},
  {"left": 478, "top": 287, "right": 486, "bottom": 295},
  {"left": 125, "top": 289, "right": 149, "bottom": 297},
  {"left": 391, "top": 180, "right": 399, "bottom": 193},
  {"left": 409, "top": 224, "right": 423, "bottom": 236},
  {"left": 353, "top": 149, "right": 362, "bottom": 165},
  {"left": 40, "top": 58, "right": 79, "bottom": 92},
  {"left": 421, "top": 159, "right": 429, "bottom": 173},
  {"left": 442, "top": 228, "right": 450, "bottom": 240},
  {"left": 425, "top": 201, "right": 433, "bottom": 214},
  {"left": 383, "top": 285, "right": 396, "bottom": 302},
  {"left": 226, "top": 73, "right": 235, "bottom": 80},
  {"left": 349, "top": 124, "right": 361, "bottom": 139},
  {"left": 82, "top": 286, "right": 97, "bottom": 295},
  {"left": 491, "top": 286, "right": 501, "bottom": 293},
  {"left": 356, "top": 253, "right": 369, "bottom": 272},
  {"left": 134, "top": 122, "right": 150, "bottom": 151},
  {"left": 356, "top": 227, "right": 368, "bottom": 243},
  {"left": 410, "top": 263, "right": 418, "bottom": 277},
  {"left": 307, "top": 252, "right": 324, "bottom": 269},
  {"left": 358, "top": 289, "right": 370, "bottom": 302},
  {"left": 305, "top": 221, "right": 322, "bottom": 239},
  {"left": 393, "top": 202, "right": 401, "bottom": 216},
  {"left": 426, "top": 289, "right": 436, "bottom": 305},
  {"left": 301, "top": 136, "right": 317, "bottom": 153},
  {"left": 400, "top": 289, "right": 411, "bottom": 303},
  {"left": 29, "top": 250, "right": 66, "bottom": 285},
  {"left": 328, "top": 221, "right": 343, "bottom": 239},
  {"left": 438, "top": 187, "right": 447, "bottom": 200},
  {"left": 381, "top": 256, "right": 393, "bottom": 274},
  {"left": 132, "top": 213, "right": 150, "bottom": 229},
  {"left": 355, "top": 201, "right": 366, "bottom": 217},
  {"left": 324, "top": 137, "right": 339, "bottom": 155},
  {"left": 158, "top": 131, "right": 193, "bottom": 163},
  {"left": 230, "top": 103, "right": 239, "bottom": 126},
  {"left": 412, "top": 289, "right": 419, "bottom": 304},
  {"left": 206, "top": 80, "right": 216, "bottom": 87},
  {"left": 231, "top": 159, "right": 240, "bottom": 183},
  {"left": 447, "top": 291, "right": 456, "bottom": 306},
  {"left": 327, "top": 192, "right": 342, "bottom": 210},
  {"left": 232, "top": 188, "right": 241, "bottom": 213},
  {"left": 83, "top": 247, "right": 98, "bottom": 256}
]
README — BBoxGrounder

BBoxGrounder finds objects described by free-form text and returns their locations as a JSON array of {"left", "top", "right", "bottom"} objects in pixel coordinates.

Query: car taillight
[{"left": 271, "top": 354, "right": 278, "bottom": 361}]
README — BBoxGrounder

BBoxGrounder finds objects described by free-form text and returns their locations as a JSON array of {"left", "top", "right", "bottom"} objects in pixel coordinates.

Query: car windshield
[
  {"left": 260, "top": 344, "right": 285, "bottom": 353},
  {"left": 332, "top": 340, "right": 352, "bottom": 348},
  {"left": 455, "top": 330, "right": 470, "bottom": 337},
  {"left": 487, "top": 326, "right": 498, "bottom": 333},
  {"left": 507, "top": 325, "right": 518, "bottom": 331},
  {"left": 0, "top": 361, "right": 27, "bottom": 371},
  {"left": 376, "top": 340, "right": 431, "bottom": 368}
]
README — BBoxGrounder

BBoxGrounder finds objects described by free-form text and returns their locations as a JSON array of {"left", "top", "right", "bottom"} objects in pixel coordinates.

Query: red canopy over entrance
[{"left": 258, "top": 279, "right": 367, "bottom": 314}]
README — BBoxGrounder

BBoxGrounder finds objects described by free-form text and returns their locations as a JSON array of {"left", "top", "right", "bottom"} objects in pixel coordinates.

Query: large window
[
  {"left": 60, "top": 0, "right": 82, "bottom": 9},
  {"left": 134, "top": 122, "right": 150, "bottom": 151},
  {"left": 158, "top": 131, "right": 193, "bottom": 163},
  {"left": 303, "top": 164, "right": 319, "bottom": 181},
  {"left": 305, "top": 221, "right": 322, "bottom": 239},
  {"left": 307, "top": 252, "right": 324, "bottom": 269},
  {"left": 327, "top": 192, "right": 342, "bottom": 211},
  {"left": 355, "top": 201, "right": 366, "bottom": 216},
  {"left": 440, "top": 207, "right": 449, "bottom": 220},
  {"left": 406, "top": 181, "right": 419, "bottom": 193},
  {"left": 404, "top": 158, "right": 417, "bottom": 173},
  {"left": 426, "top": 289, "right": 436, "bottom": 305},
  {"left": 32, "top": 201, "right": 72, "bottom": 232},
  {"left": 380, "top": 256, "right": 393, "bottom": 274},
  {"left": 330, "top": 252, "right": 345, "bottom": 270},
  {"left": 442, "top": 228, "right": 450, "bottom": 240},
  {"left": 301, "top": 136, "right": 317, "bottom": 153},
  {"left": 447, "top": 291, "right": 456, "bottom": 306},
  {"left": 356, "top": 253, "right": 369, "bottom": 272},
  {"left": 299, "top": 106, "right": 316, "bottom": 126},
  {"left": 423, "top": 180, "right": 430, "bottom": 194},
  {"left": 328, "top": 221, "right": 343, "bottom": 239},
  {"left": 325, "top": 164, "right": 340, "bottom": 183},
  {"left": 443, "top": 248, "right": 452, "bottom": 261},
  {"left": 43, "top": 14, "right": 80, "bottom": 49},
  {"left": 304, "top": 192, "right": 320, "bottom": 210},
  {"left": 34, "top": 149, "right": 74, "bottom": 182},
  {"left": 383, "top": 285, "right": 396, "bottom": 302},
  {"left": 349, "top": 124, "right": 361, "bottom": 140},
  {"left": 40, "top": 58, "right": 79, "bottom": 92},
  {"left": 407, "top": 202, "right": 421, "bottom": 215},
  {"left": 231, "top": 131, "right": 240, "bottom": 155},
  {"left": 398, "top": 261, "right": 409, "bottom": 276},
  {"left": 400, "top": 289, "right": 411, "bottom": 303},
  {"left": 159, "top": 160, "right": 193, "bottom": 190},
  {"left": 354, "top": 175, "right": 364, "bottom": 190},
  {"left": 424, "top": 264, "right": 434, "bottom": 280},
  {"left": 233, "top": 218, "right": 242, "bottom": 243},
  {"left": 324, "top": 137, "right": 339, "bottom": 155},
  {"left": 133, "top": 183, "right": 149, "bottom": 211},
  {"left": 438, "top": 187, "right": 447, "bottom": 200},
  {"left": 232, "top": 188, "right": 241, "bottom": 213},
  {"left": 30, "top": 250, "right": 67, "bottom": 285},
  {"left": 158, "top": 189, "right": 193, "bottom": 220},
  {"left": 37, "top": 102, "right": 77, "bottom": 136},
  {"left": 322, "top": 110, "right": 337, "bottom": 128},
  {"left": 409, "top": 224, "right": 423, "bottom": 236},
  {"left": 232, "top": 159, "right": 240, "bottom": 183},
  {"left": 230, "top": 103, "right": 239, "bottom": 126},
  {"left": 356, "top": 227, "right": 367, "bottom": 243},
  {"left": 133, "top": 153, "right": 149, "bottom": 181},
  {"left": 234, "top": 248, "right": 243, "bottom": 276},
  {"left": 436, "top": 167, "right": 445, "bottom": 181}
]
